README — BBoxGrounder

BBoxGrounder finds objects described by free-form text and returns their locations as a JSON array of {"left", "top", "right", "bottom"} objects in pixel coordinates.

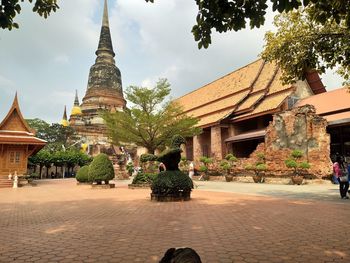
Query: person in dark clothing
[
  {"left": 336, "top": 153, "right": 345, "bottom": 170},
  {"left": 334, "top": 162, "right": 349, "bottom": 199}
]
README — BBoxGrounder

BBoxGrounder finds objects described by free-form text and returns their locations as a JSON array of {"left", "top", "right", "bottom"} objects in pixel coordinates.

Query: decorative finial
[
  {"left": 74, "top": 90, "right": 79, "bottom": 106},
  {"left": 62, "top": 105, "right": 67, "bottom": 120},
  {"left": 102, "top": 0, "right": 109, "bottom": 27}
]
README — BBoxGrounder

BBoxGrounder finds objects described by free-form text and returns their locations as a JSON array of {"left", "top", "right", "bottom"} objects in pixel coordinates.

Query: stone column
[
  {"left": 211, "top": 125, "right": 223, "bottom": 160},
  {"left": 193, "top": 135, "right": 203, "bottom": 164}
]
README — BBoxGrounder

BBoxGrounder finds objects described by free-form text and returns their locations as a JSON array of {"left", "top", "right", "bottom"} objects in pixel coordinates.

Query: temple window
[{"left": 15, "top": 152, "right": 20, "bottom": 163}]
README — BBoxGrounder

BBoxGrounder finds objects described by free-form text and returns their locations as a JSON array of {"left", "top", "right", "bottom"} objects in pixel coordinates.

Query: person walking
[
  {"left": 333, "top": 162, "right": 349, "bottom": 199},
  {"left": 188, "top": 162, "right": 197, "bottom": 188},
  {"left": 188, "top": 162, "right": 194, "bottom": 179}
]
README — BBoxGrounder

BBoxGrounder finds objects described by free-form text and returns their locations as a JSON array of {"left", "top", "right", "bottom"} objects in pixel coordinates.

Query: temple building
[
  {"left": 68, "top": 0, "right": 126, "bottom": 154},
  {"left": 296, "top": 86, "right": 350, "bottom": 159},
  {"left": 175, "top": 59, "right": 326, "bottom": 162},
  {"left": 0, "top": 94, "right": 46, "bottom": 185}
]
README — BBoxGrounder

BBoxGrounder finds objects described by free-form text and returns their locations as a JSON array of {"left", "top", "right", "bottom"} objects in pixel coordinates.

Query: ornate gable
[{"left": 0, "top": 94, "right": 33, "bottom": 133}]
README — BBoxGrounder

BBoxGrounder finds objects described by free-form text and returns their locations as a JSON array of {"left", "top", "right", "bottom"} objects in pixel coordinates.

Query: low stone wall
[{"left": 192, "top": 175, "right": 332, "bottom": 185}]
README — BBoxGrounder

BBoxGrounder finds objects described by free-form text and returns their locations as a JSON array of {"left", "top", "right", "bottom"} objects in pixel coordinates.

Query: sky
[{"left": 0, "top": 0, "right": 344, "bottom": 124}]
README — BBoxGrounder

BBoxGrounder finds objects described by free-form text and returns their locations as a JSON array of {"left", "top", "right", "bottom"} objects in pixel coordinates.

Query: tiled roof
[
  {"left": 267, "top": 69, "right": 291, "bottom": 95},
  {"left": 184, "top": 90, "right": 250, "bottom": 119},
  {"left": 196, "top": 109, "right": 234, "bottom": 127},
  {"left": 235, "top": 91, "right": 265, "bottom": 112},
  {"left": 176, "top": 59, "right": 264, "bottom": 113},
  {"left": 0, "top": 134, "right": 47, "bottom": 145},
  {"left": 176, "top": 58, "right": 299, "bottom": 127},
  {"left": 233, "top": 89, "right": 292, "bottom": 121},
  {"left": 295, "top": 86, "right": 350, "bottom": 124},
  {"left": 251, "top": 62, "right": 277, "bottom": 93},
  {"left": 295, "top": 87, "right": 350, "bottom": 115}
]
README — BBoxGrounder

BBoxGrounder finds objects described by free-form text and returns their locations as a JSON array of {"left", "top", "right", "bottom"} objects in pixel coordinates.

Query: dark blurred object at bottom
[{"left": 159, "top": 247, "right": 202, "bottom": 263}]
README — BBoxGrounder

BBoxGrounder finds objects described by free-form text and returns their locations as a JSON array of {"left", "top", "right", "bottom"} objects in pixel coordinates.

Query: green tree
[
  {"left": 261, "top": 8, "right": 350, "bottom": 84},
  {"left": 146, "top": 0, "right": 350, "bottom": 49},
  {"left": 102, "top": 79, "right": 201, "bottom": 154},
  {"left": 0, "top": 0, "right": 59, "bottom": 30},
  {"left": 27, "top": 119, "right": 77, "bottom": 151},
  {"left": 29, "top": 149, "right": 52, "bottom": 179}
]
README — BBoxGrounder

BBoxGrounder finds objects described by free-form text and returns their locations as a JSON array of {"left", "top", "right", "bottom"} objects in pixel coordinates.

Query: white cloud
[
  {"left": 0, "top": 0, "right": 345, "bottom": 124},
  {"left": 54, "top": 54, "right": 70, "bottom": 64}
]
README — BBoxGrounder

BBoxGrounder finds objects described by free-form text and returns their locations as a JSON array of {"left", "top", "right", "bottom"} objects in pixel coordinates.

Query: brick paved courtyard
[{"left": 0, "top": 179, "right": 349, "bottom": 263}]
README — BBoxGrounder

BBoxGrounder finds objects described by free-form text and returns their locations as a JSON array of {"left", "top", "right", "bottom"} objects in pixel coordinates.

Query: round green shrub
[
  {"left": 199, "top": 165, "right": 208, "bottom": 173},
  {"left": 151, "top": 170, "right": 193, "bottom": 195},
  {"left": 291, "top": 150, "right": 303, "bottom": 159},
  {"left": 299, "top": 162, "right": 311, "bottom": 169},
  {"left": 76, "top": 165, "right": 90, "bottom": 183},
  {"left": 132, "top": 173, "right": 157, "bottom": 184},
  {"left": 285, "top": 159, "right": 298, "bottom": 169},
  {"left": 256, "top": 164, "right": 267, "bottom": 171},
  {"left": 88, "top": 153, "right": 115, "bottom": 183},
  {"left": 220, "top": 160, "right": 231, "bottom": 171}
]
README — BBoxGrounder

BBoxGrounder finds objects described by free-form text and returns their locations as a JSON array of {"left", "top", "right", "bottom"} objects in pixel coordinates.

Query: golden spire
[
  {"left": 61, "top": 106, "right": 69, "bottom": 127},
  {"left": 71, "top": 90, "right": 82, "bottom": 116}
]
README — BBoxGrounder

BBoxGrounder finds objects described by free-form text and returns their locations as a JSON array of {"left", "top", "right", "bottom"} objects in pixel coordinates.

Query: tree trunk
[
  {"left": 39, "top": 165, "right": 43, "bottom": 179},
  {"left": 46, "top": 166, "right": 50, "bottom": 178}
]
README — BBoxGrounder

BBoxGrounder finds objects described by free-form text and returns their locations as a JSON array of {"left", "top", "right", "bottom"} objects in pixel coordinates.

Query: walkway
[{"left": 0, "top": 179, "right": 349, "bottom": 262}]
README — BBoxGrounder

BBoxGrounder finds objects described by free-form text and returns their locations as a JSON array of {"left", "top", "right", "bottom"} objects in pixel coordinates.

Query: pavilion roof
[{"left": 0, "top": 94, "right": 46, "bottom": 149}]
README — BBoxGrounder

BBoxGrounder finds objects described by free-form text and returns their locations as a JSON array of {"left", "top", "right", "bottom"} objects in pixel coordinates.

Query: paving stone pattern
[{"left": 0, "top": 179, "right": 349, "bottom": 262}]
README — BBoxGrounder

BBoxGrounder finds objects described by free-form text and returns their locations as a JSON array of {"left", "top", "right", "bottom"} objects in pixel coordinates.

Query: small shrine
[{"left": 0, "top": 94, "right": 46, "bottom": 181}]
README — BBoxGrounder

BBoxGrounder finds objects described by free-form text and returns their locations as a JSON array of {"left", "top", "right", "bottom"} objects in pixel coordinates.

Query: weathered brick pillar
[
  {"left": 193, "top": 135, "right": 203, "bottom": 164},
  {"left": 211, "top": 125, "right": 223, "bottom": 160}
]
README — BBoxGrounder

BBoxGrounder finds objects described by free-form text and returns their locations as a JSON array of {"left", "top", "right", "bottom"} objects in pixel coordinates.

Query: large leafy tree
[
  {"left": 0, "top": 0, "right": 59, "bottom": 30},
  {"left": 102, "top": 79, "right": 202, "bottom": 154},
  {"left": 27, "top": 119, "right": 76, "bottom": 151},
  {"left": 261, "top": 8, "right": 350, "bottom": 84},
  {"left": 146, "top": 0, "right": 350, "bottom": 49}
]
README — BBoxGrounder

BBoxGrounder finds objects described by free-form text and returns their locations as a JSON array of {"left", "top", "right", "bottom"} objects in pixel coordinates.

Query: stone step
[{"left": 0, "top": 179, "right": 13, "bottom": 188}]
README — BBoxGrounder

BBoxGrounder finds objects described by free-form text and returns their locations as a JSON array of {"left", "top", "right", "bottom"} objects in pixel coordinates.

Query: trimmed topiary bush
[
  {"left": 132, "top": 173, "right": 157, "bottom": 185},
  {"left": 140, "top": 153, "right": 157, "bottom": 163},
  {"left": 151, "top": 171, "right": 193, "bottom": 196},
  {"left": 88, "top": 153, "right": 115, "bottom": 184},
  {"left": 76, "top": 165, "right": 90, "bottom": 183}
]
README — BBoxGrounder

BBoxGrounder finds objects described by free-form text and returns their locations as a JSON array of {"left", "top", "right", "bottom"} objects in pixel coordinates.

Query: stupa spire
[
  {"left": 96, "top": 0, "right": 115, "bottom": 63},
  {"left": 74, "top": 90, "right": 79, "bottom": 106},
  {"left": 61, "top": 106, "right": 69, "bottom": 127},
  {"left": 102, "top": 0, "right": 109, "bottom": 27},
  {"left": 71, "top": 91, "right": 82, "bottom": 116}
]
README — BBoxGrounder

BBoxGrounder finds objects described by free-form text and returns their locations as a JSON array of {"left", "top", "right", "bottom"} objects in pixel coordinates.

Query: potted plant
[
  {"left": 199, "top": 156, "right": 213, "bottom": 181},
  {"left": 245, "top": 153, "right": 267, "bottom": 183},
  {"left": 220, "top": 160, "right": 233, "bottom": 181},
  {"left": 285, "top": 150, "right": 311, "bottom": 185},
  {"left": 220, "top": 153, "right": 238, "bottom": 182}
]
